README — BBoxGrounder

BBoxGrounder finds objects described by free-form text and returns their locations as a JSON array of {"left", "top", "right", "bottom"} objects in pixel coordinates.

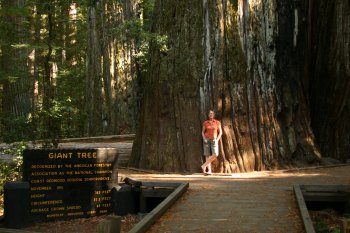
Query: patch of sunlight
[
  {"left": 118, "top": 168, "right": 326, "bottom": 181},
  {"left": 11, "top": 43, "right": 30, "bottom": 48},
  {"left": 7, "top": 76, "right": 20, "bottom": 83}
]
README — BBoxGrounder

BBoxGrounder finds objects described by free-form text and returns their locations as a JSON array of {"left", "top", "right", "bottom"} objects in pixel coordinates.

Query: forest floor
[
  {"left": 21, "top": 214, "right": 141, "bottom": 233},
  {"left": 309, "top": 208, "right": 345, "bottom": 233}
]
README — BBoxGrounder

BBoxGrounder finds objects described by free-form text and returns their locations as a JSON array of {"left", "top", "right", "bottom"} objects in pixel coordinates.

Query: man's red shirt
[{"left": 203, "top": 119, "right": 221, "bottom": 140}]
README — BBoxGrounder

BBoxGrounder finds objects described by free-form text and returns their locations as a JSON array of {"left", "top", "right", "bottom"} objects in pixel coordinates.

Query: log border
[
  {"left": 128, "top": 182, "right": 189, "bottom": 233},
  {"left": 294, "top": 184, "right": 350, "bottom": 233},
  {"left": 293, "top": 184, "right": 316, "bottom": 233}
]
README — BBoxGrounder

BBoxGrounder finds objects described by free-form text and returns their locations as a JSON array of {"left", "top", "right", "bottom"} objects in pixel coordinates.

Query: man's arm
[
  {"left": 217, "top": 123, "right": 222, "bottom": 141},
  {"left": 202, "top": 124, "right": 206, "bottom": 139}
]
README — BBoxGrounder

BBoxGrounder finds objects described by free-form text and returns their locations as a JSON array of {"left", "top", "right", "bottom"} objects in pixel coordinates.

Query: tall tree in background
[
  {"left": 0, "top": 0, "right": 32, "bottom": 141},
  {"left": 130, "top": 0, "right": 348, "bottom": 173},
  {"left": 85, "top": 0, "right": 103, "bottom": 136},
  {"left": 84, "top": 0, "right": 144, "bottom": 136},
  {"left": 112, "top": 0, "right": 145, "bottom": 134},
  {"left": 41, "top": 1, "right": 61, "bottom": 143}
]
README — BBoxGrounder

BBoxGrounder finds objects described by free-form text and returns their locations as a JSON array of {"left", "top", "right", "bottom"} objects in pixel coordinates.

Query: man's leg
[
  {"left": 201, "top": 155, "right": 217, "bottom": 172},
  {"left": 201, "top": 157, "right": 207, "bottom": 173},
  {"left": 202, "top": 140, "right": 211, "bottom": 173},
  {"left": 206, "top": 156, "right": 212, "bottom": 173}
]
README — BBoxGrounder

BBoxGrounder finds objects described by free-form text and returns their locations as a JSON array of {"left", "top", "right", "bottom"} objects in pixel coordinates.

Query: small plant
[
  {"left": 0, "top": 142, "right": 27, "bottom": 213},
  {"left": 314, "top": 216, "right": 341, "bottom": 233},
  {"left": 0, "top": 142, "right": 25, "bottom": 180}
]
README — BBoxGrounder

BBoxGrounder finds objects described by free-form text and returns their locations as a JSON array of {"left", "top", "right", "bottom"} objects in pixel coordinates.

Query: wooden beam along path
[{"left": 300, "top": 184, "right": 350, "bottom": 202}]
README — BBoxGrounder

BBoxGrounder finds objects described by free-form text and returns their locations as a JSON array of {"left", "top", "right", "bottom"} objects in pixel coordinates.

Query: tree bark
[
  {"left": 85, "top": 0, "right": 143, "bottom": 136},
  {"left": 85, "top": 3, "right": 103, "bottom": 136},
  {"left": 43, "top": 2, "right": 60, "bottom": 143},
  {"left": 129, "top": 0, "right": 204, "bottom": 172},
  {"left": 112, "top": 0, "right": 143, "bottom": 134},
  {"left": 100, "top": 0, "right": 113, "bottom": 135},
  {"left": 307, "top": 0, "right": 350, "bottom": 162}
]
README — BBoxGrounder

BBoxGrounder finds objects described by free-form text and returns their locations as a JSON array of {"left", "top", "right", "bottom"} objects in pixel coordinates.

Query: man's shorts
[{"left": 203, "top": 139, "right": 219, "bottom": 156}]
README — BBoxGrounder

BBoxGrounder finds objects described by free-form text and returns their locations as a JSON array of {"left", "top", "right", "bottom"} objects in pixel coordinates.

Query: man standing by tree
[{"left": 201, "top": 110, "right": 222, "bottom": 174}]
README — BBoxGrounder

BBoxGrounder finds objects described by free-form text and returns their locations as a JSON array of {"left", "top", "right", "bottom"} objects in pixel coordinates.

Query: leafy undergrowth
[
  {"left": 0, "top": 142, "right": 26, "bottom": 216},
  {"left": 309, "top": 208, "right": 343, "bottom": 233}
]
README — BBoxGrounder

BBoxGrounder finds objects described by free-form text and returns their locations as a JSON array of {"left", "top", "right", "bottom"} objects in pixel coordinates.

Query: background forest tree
[{"left": 0, "top": 0, "right": 348, "bottom": 173}]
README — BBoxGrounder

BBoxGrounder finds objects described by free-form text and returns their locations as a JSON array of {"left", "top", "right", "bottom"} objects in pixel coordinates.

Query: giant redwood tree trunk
[
  {"left": 307, "top": 0, "right": 350, "bottom": 162},
  {"left": 129, "top": 0, "right": 204, "bottom": 172},
  {"left": 129, "top": 0, "right": 346, "bottom": 173}
]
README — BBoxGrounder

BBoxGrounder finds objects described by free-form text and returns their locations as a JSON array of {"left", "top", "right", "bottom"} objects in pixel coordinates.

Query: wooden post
[
  {"left": 129, "top": 183, "right": 189, "bottom": 233},
  {"left": 98, "top": 215, "right": 122, "bottom": 233}
]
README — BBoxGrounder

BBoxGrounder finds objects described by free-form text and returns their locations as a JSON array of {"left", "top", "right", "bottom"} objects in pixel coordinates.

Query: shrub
[{"left": 0, "top": 142, "right": 26, "bottom": 213}]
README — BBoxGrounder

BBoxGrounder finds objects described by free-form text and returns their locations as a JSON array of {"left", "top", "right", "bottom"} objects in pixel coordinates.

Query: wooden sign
[{"left": 22, "top": 148, "right": 118, "bottom": 222}]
